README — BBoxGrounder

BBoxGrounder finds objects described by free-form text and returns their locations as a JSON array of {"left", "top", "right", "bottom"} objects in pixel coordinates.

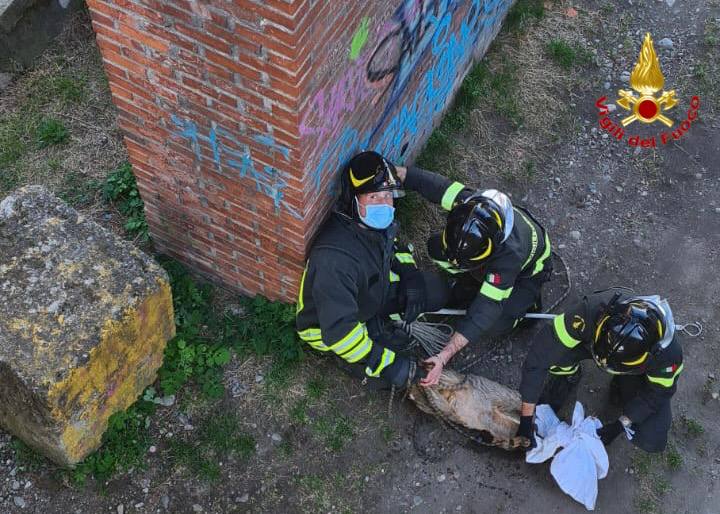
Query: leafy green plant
[
  {"left": 103, "top": 162, "right": 149, "bottom": 240},
  {"left": 36, "top": 118, "right": 68, "bottom": 148}
]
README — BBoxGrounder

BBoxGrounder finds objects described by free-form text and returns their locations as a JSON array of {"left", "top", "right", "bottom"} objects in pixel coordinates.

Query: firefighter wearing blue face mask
[{"left": 295, "top": 151, "right": 450, "bottom": 389}]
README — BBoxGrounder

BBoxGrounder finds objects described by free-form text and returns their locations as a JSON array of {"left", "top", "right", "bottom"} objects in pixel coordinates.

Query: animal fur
[{"left": 408, "top": 369, "right": 529, "bottom": 450}]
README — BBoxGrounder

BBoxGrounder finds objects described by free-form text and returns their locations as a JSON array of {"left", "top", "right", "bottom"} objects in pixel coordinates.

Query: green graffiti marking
[{"left": 349, "top": 17, "right": 370, "bottom": 60}]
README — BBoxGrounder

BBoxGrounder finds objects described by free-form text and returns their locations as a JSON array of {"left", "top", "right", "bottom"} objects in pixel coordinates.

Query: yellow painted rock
[{"left": 0, "top": 186, "right": 175, "bottom": 466}]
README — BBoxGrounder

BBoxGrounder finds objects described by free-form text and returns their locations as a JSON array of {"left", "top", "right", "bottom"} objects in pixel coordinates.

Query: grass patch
[
  {"left": 545, "top": 39, "right": 593, "bottom": 69},
  {"left": 503, "top": 0, "right": 545, "bottom": 33},
  {"left": 70, "top": 399, "right": 156, "bottom": 485},
  {"left": 58, "top": 170, "right": 103, "bottom": 207},
  {"left": 170, "top": 413, "right": 255, "bottom": 481},
  {"left": 313, "top": 411, "right": 354, "bottom": 452},
  {"left": 665, "top": 443, "right": 683, "bottom": 471},
  {"left": 635, "top": 497, "right": 658, "bottom": 514},
  {"left": 12, "top": 440, "right": 48, "bottom": 472},
  {"left": 682, "top": 416, "right": 704, "bottom": 437},
  {"left": 36, "top": 118, "right": 69, "bottom": 148},
  {"left": 103, "top": 162, "right": 149, "bottom": 241},
  {"left": 0, "top": 115, "right": 32, "bottom": 169}
]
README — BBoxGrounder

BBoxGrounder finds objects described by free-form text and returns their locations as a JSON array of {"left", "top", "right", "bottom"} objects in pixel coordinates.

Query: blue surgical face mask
[{"left": 359, "top": 203, "right": 395, "bottom": 229}]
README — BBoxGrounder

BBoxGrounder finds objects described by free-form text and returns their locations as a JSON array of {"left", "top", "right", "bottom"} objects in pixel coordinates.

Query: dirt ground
[{"left": 1, "top": 1, "right": 719, "bottom": 513}]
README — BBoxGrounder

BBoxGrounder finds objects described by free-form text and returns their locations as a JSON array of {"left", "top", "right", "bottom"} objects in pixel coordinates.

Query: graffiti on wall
[
  {"left": 170, "top": 115, "right": 301, "bottom": 219},
  {"left": 303, "top": 0, "right": 510, "bottom": 194}
]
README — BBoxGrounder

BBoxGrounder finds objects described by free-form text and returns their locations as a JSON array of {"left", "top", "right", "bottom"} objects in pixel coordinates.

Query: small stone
[
  {"left": 437, "top": 474, "right": 446, "bottom": 482},
  {"left": 712, "top": 392, "right": 719, "bottom": 400},
  {"left": 161, "top": 496, "right": 170, "bottom": 509},
  {"left": 657, "top": 38, "right": 673, "bottom": 49},
  {"left": 709, "top": 373, "right": 716, "bottom": 380},
  {"left": 149, "top": 445, "right": 157, "bottom": 453},
  {"left": 570, "top": 231, "right": 581, "bottom": 241},
  {"left": 255, "top": 374, "right": 264, "bottom": 383},
  {"left": 602, "top": 133, "right": 609, "bottom": 139},
  {"left": 413, "top": 496, "right": 424, "bottom": 506},
  {"left": 134, "top": 503, "right": 144, "bottom": 509},
  {"left": 633, "top": 239, "right": 641, "bottom": 246},
  {"left": 665, "top": 0, "right": 675, "bottom": 6},
  {"left": 142, "top": 487, "right": 149, "bottom": 493},
  {"left": 603, "top": 81, "right": 611, "bottom": 89},
  {"left": 237, "top": 494, "right": 249, "bottom": 503},
  {"left": 271, "top": 433, "right": 282, "bottom": 443},
  {"left": 117, "top": 505, "right": 124, "bottom": 514},
  {"left": 621, "top": 71, "right": 631, "bottom": 82},
  {"left": 616, "top": 186, "right": 624, "bottom": 192},
  {"left": 695, "top": 173, "right": 702, "bottom": 179},
  {"left": 607, "top": 103, "right": 617, "bottom": 112},
  {"left": 11, "top": 480, "right": 20, "bottom": 490},
  {"left": 193, "top": 505, "right": 204, "bottom": 512},
  {"left": 14, "top": 497, "right": 26, "bottom": 508}
]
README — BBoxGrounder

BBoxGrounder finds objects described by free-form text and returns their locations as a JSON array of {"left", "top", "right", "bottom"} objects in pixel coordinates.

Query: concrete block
[{"left": 0, "top": 186, "right": 175, "bottom": 466}]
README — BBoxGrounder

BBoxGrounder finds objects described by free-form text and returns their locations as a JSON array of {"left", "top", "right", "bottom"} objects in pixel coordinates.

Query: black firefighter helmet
[
  {"left": 592, "top": 297, "right": 666, "bottom": 374},
  {"left": 440, "top": 194, "right": 505, "bottom": 270},
  {"left": 337, "top": 151, "right": 404, "bottom": 215}
]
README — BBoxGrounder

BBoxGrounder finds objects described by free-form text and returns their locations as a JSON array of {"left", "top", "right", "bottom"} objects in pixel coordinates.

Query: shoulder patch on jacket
[{"left": 486, "top": 272, "right": 502, "bottom": 285}]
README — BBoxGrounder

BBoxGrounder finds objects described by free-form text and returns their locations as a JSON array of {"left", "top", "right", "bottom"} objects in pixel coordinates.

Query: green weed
[
  {"left": 36, "top": 118, "right": 69, "bottom": 148},
  {"left": 103, "top": 162, "right": 149, "bottom": 241}
]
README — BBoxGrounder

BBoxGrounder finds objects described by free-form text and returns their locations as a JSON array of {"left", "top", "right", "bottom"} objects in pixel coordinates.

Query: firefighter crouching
[
  {"left": 516, "top": 289, "right": 683, "bottom": 453},
  {"left": 394, "top": 165, "right": 553, "bottom": 386},
  {"left": 296, "top": 151, "right": 450, "bottom": 388}
]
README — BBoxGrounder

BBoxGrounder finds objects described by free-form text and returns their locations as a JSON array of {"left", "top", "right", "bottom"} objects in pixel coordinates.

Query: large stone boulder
[{"left": 0, "top": 185, "right": 175, "bottom": 466}]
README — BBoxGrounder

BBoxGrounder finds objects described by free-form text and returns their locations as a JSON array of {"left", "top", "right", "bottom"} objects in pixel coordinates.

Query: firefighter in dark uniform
[
  {"left": 394, "top": 165, "right": 552, "bottom": 386},
  {"left": 516, "top": 289, "right": 683, "bottom": 453},
  {"left": 296, "top": 151, "right": 449, "bottom": 388}
]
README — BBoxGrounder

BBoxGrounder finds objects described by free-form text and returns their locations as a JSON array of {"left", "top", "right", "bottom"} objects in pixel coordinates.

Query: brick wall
[{"left": 86, "top": 0, "right": 513, "bottom": 302}]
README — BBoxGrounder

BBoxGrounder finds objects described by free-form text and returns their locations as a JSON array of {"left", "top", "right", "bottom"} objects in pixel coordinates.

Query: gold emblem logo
[
  {"left": 349, "top": 167, "right": 374, "bottom": 188},
  {"left": 617, "top": 33, "right": 677, "bottom": 127},
  {"left": 572, "top": 315, "right": 586, "bottom": 332}
]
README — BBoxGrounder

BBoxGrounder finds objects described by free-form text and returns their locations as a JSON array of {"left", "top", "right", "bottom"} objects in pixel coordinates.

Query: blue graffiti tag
[
  {"left": 170, "top": 115, "right": 301, "bottom": 219},
  {"left": 310, "top": 0, "right": 511, "bottom": 194}
]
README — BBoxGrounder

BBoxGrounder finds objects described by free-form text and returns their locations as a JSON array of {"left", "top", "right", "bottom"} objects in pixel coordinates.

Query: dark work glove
[
  {"left": 516, "top": 415, "right": 536, "bottom": 450},
  {"left": 402, "top": 271, "right": 427, "bottom": 323},
  {"left": 380, "top": 355, "right": 413, "bottom": 387},
  {"left": 597, "top": 420, "right": 624, "bottom": 446}
]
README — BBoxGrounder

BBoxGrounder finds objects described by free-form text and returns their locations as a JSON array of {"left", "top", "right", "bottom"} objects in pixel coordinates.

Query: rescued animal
[{"left": 408, "top": 369, "right": 530, "bottom": 450}]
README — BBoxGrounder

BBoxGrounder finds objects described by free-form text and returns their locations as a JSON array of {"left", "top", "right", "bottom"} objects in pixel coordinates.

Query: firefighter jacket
[
  {"left": 403, "top": 165, "right": 551, "bottom": 342},
  {"left": 295, "top": 211, "right": 415, "bottom": 382},
  {"left": 520, "top": 290, "right": 684, "bottom": 426}
]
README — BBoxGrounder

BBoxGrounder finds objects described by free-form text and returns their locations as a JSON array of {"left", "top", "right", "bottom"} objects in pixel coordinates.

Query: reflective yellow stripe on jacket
[
  {"left": 647, "top": 363, "right": 684, "bottom": 387},
  {"left": 554, "top": 314, "right": 581, "bottom": 348},
  {"left": 297, "top": 323, "right": 373, "bottom": 364}
]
